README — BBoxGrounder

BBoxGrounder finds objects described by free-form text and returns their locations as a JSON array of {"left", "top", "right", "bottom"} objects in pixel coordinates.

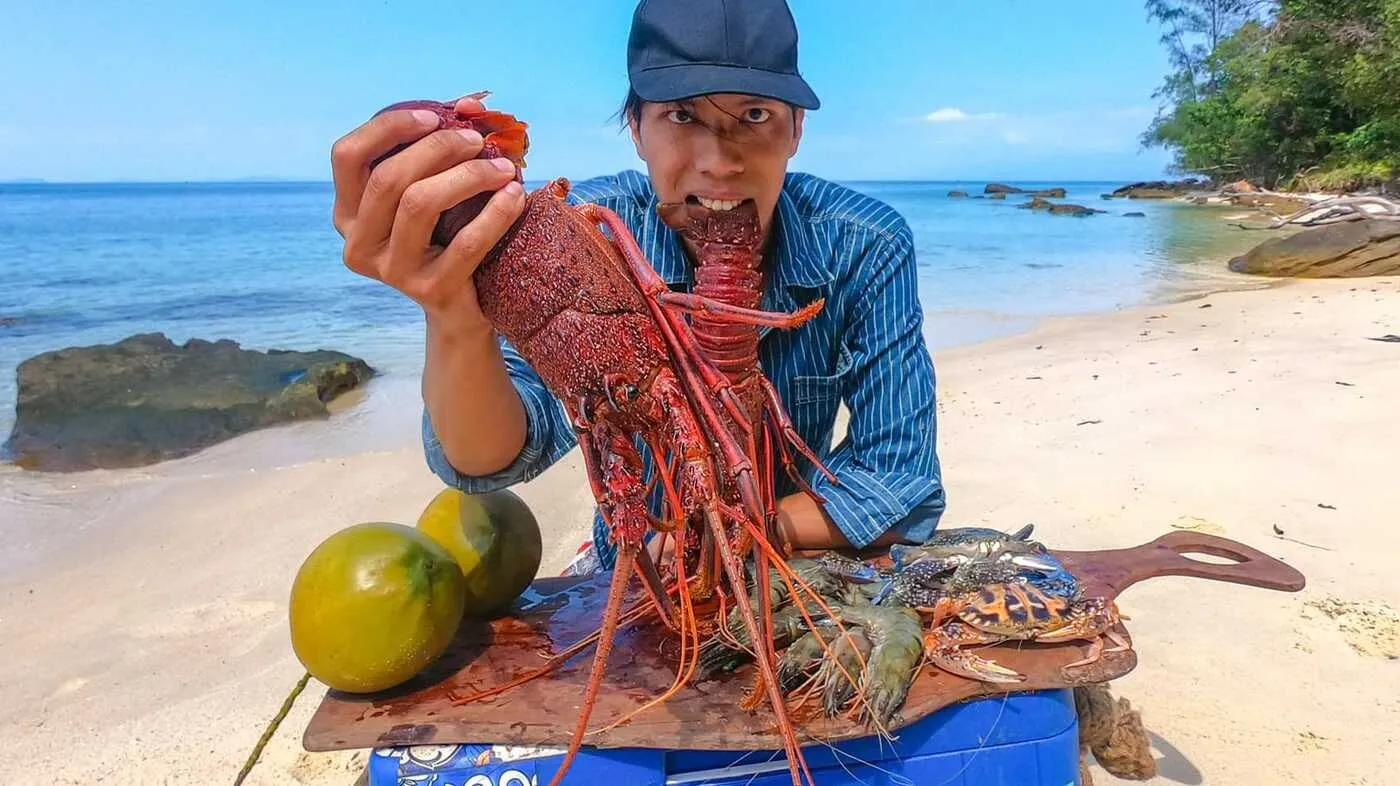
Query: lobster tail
[
  {"left": 370, "top": 96, "right": 531, "bottom": 248},
  {"left": 374, "top": 96, "right": 530, "bottom": 168}
]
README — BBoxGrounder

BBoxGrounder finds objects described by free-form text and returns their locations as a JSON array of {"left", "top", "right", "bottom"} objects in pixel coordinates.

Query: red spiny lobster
[
  {"left": 655, "top": 201, "right": 841, "bottom": 698},
  {"left": 369, "top": 94, "right": 840, "bottom": 786}
]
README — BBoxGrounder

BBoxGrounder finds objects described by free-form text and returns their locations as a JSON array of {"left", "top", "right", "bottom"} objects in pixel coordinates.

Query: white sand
[{"left": 2, "top": 276, "right": 1397, "bottom": 785}]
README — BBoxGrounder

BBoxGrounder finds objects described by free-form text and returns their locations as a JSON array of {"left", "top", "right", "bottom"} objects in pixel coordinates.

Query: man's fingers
[
  {"left": 420, "top": 181, "right": 527, "bottom": 301},
  {"left": 354, "top": 127, "right": 486, "bottom": 251},
  {"left": 453, "top": 91, "right": 490, "bottom": 115},
  {"left": 384, "top": 158, "right": 518, "bottom": 286},
  {"left": 330, "top": 107, "right": 445, "bottom": 235}
]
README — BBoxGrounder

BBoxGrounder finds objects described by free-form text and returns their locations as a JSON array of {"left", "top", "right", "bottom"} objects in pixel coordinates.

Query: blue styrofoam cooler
[{"left": 367, "top": 689, "right": 1080, "bottom": 785}]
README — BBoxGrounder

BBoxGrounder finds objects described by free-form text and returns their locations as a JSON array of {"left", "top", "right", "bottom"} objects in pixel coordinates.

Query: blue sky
[{"left": 1, "top": 1, "right": 1178, "bottom": 183}]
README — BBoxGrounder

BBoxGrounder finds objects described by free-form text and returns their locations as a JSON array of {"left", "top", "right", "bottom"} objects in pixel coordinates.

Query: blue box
[{"left": 367, "top": 689, "right": 1079, "bottom": 786}]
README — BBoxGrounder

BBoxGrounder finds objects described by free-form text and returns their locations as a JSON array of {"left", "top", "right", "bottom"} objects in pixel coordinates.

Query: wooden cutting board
[{"left": 302, "top": 530, "right": 1304, "bottom": 752}]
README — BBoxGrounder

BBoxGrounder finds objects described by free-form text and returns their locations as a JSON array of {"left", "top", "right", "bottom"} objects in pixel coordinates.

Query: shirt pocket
[{"left": 790, "top": 342, "right": 854, "bottom": 407}]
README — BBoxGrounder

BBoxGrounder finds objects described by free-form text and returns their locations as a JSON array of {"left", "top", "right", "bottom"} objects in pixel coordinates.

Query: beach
[{"left": 2, "top": 271, "right": 1397, "bottom": 785}]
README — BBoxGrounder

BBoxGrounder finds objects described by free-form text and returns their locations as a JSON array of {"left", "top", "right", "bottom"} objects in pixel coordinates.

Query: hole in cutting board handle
[
  {"left": 1174, "top": 550, "right": 1244, "bottom": 566},
  {"left": 1170, "top": 547, "right": 1247, "bottom": 566}
]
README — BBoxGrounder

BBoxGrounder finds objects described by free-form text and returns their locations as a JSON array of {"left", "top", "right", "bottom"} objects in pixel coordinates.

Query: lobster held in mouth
[{"left": 368, "top": 95, "right": 839, "bottom": 786}]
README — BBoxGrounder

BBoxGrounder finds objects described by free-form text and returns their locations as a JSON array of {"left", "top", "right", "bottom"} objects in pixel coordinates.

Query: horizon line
[{"left": 1, "top": 175, "right": 1183, "bottom": 186}]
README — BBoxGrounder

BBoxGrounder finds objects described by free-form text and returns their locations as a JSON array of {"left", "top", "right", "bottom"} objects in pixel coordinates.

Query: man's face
[{"left": 629, "top": 93, "right": 804, "bottom": 247}]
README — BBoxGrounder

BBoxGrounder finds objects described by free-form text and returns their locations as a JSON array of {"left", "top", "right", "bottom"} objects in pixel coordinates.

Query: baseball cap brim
[{"left": 631, "top": 63, "right": 820, "bottom": 110}]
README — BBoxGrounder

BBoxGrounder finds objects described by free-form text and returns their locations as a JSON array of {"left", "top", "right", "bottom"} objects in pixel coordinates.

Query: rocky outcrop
[
  {"left": 3, "top": 333, "right": 375, "bottom": 472},
  {"left": 1106, "top": 179, "right": 1212, "bottom": 199},
  {"left": 1228, "top": 219, "right": 1400, "bottom": 277},
  {"left": 948, "top": 190, "right": 968, "bottom": 198},
  {"left": 985, "top": 184, "right": 1067, "bottom": 198}
]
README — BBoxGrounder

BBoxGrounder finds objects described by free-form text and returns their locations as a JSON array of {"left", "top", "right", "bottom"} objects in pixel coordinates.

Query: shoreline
[
  {"left": 0, "top": 252, "right": 1282, "bottom": 587},
  {"left": 3, "top": 273, "right": 1397, "bottom": 784},
  {"left": 0, "top": 257, "right": 1264, "bottom": 578}
]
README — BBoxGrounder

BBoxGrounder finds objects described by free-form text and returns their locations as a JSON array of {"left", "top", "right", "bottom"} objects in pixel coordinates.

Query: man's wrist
[{"left": 426, "top": 309, "right": 495, "bottom": 348}]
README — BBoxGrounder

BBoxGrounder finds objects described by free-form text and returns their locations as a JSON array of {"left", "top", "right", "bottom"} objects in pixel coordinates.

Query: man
[{"left": 330, "top": 0, "right": 946, "bottom": 573}]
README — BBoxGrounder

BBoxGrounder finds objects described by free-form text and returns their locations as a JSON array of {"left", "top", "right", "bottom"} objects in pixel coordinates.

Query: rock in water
[
  {"left": 1228, "top": 219, "right": 1400, "bottom": 277},
  {"left": 1106, "top": 179, "right": 1211, "bottom": 199},
  {"left": 1019, "top": 197, "right": 1103, "bottom": 216},
  {"left": 3, "top": 332, "right": 375, "bottom": 471}
]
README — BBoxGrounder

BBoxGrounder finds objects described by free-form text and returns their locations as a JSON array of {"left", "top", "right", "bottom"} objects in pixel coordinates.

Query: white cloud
[
  {"left": 913, "top": 105, "right": 1157, "bottom": 155},
  {"left": 923, "top": 107, "right": 1004, "bottom": 124}
]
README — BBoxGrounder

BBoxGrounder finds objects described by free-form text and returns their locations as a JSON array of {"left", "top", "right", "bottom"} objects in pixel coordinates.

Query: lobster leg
[
  {"left": 656, "top": 291, "right": 825, "bottom": 330},
  {"left": 547, "top": 421, "right": 654, "bottom": 786},
  {"left": 643, "top": 368, "right": 759, "bottom": 596},
  {"left": 759, "top": 378, "right": 840, "bottom": 487},
  {"left": 704, "top": 504, "right": 816, "bottom": 786},
  {"left": 578, "top": 203, "right": 770, "bottom": 537}
]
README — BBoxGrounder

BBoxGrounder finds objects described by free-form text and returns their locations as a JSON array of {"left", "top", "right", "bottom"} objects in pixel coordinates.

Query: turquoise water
[{"left": 0, "top": 179, "right": 1263, "bottom": 441}]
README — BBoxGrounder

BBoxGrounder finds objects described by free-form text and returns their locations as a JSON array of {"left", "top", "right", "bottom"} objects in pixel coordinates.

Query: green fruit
[
  {"left": 289, "top": 522, "right": 466, "bottom": 693},
  {"left": 417, "top": 487, "right": 543, "bottom": 616}
]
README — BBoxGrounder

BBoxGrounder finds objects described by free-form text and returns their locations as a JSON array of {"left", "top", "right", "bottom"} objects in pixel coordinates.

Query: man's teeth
[{"left": 696, "top": 197, "right": 741, "bottom": 211}]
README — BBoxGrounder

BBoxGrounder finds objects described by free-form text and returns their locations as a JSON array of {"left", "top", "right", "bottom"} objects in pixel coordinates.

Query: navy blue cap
[{"left": 627, "top": 0, "right": 820, "bottom": 110}]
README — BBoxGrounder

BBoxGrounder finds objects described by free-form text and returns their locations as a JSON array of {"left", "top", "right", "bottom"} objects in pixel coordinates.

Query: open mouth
[{"left": 685, "top": 195, "right": 751, "bottom": 211}]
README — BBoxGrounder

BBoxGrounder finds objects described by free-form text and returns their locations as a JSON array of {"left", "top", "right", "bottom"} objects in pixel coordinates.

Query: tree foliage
[{"left": 1142, "top": 0, "right": 1400, "bottom": 190}]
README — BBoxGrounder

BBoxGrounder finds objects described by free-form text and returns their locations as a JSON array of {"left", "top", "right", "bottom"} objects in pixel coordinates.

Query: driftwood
[{"left": 1231, "top": 195, "right": 1400, "bottom": 230}]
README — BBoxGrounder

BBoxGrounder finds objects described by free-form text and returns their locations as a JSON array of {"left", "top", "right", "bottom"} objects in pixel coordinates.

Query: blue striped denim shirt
[{"left": 423, "top": 170, "right": 946, "bottom": 569}]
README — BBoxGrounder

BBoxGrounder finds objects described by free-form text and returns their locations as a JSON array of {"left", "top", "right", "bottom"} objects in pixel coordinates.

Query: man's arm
[
  {"left": 775, "top": 491, "right": 914, "bottom": 550},
  {"left": 422, "top": 326, "right": 577, "bottom": 493},
  {"left": 795, "top": 224, "right": 946, "bottom": 549},
  {"left": 421, "top": 318, "right": 528, "bottom": 477},
  {"left": 422, "top": 174, "right": 631, "bottom": 493}
]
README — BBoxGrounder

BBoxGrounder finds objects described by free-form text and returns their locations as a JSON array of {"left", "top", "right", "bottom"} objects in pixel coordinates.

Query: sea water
[{"left": 0, "top": 178, "right": 1266, "bottom": 445}]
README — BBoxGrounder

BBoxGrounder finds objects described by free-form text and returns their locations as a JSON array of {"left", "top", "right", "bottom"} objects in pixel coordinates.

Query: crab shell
[{"left": 942, "top": 583, "right": 1108, "bottom": 639}]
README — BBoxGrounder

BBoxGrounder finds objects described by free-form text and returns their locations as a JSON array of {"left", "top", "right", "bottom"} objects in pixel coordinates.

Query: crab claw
[
  {"left": 1009, "top": 551, "right": 1062, "bottom": 574},
  {"left": 926, "top": 648, "right": 1025, "bottom": 683},
  {"left": 922, "top": 628, "right": 1026, "bottom": 684}
]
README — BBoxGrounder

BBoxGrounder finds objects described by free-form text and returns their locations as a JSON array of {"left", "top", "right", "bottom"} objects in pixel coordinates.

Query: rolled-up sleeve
[
  {"left": 810, "top": 226, "right": 946, "bottom": 547},
  {"left": 422, "top": 335, "right": 577, "bottom": 492}
]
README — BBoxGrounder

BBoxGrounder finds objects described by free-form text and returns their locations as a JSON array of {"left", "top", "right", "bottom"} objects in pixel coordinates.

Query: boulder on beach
[
  {"left": 1228, "top": 219, "right": 1400, "bottom": 278},
  {"left": 3, "top": 332, "right": 375, "bottom": 472},
  {"left": 1226, "top": 192, "right": 1312, "bottom": 214}
]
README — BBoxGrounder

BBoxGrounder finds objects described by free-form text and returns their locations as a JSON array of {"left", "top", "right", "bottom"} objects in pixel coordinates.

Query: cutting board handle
[{"left": 1109, "top": 530, "right": 1306, "bottom": 594}]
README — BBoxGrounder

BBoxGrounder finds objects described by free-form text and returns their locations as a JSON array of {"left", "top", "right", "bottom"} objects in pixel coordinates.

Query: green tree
[{"left": 1142, "top": 0, "right": 1400, "bottom": 190}]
